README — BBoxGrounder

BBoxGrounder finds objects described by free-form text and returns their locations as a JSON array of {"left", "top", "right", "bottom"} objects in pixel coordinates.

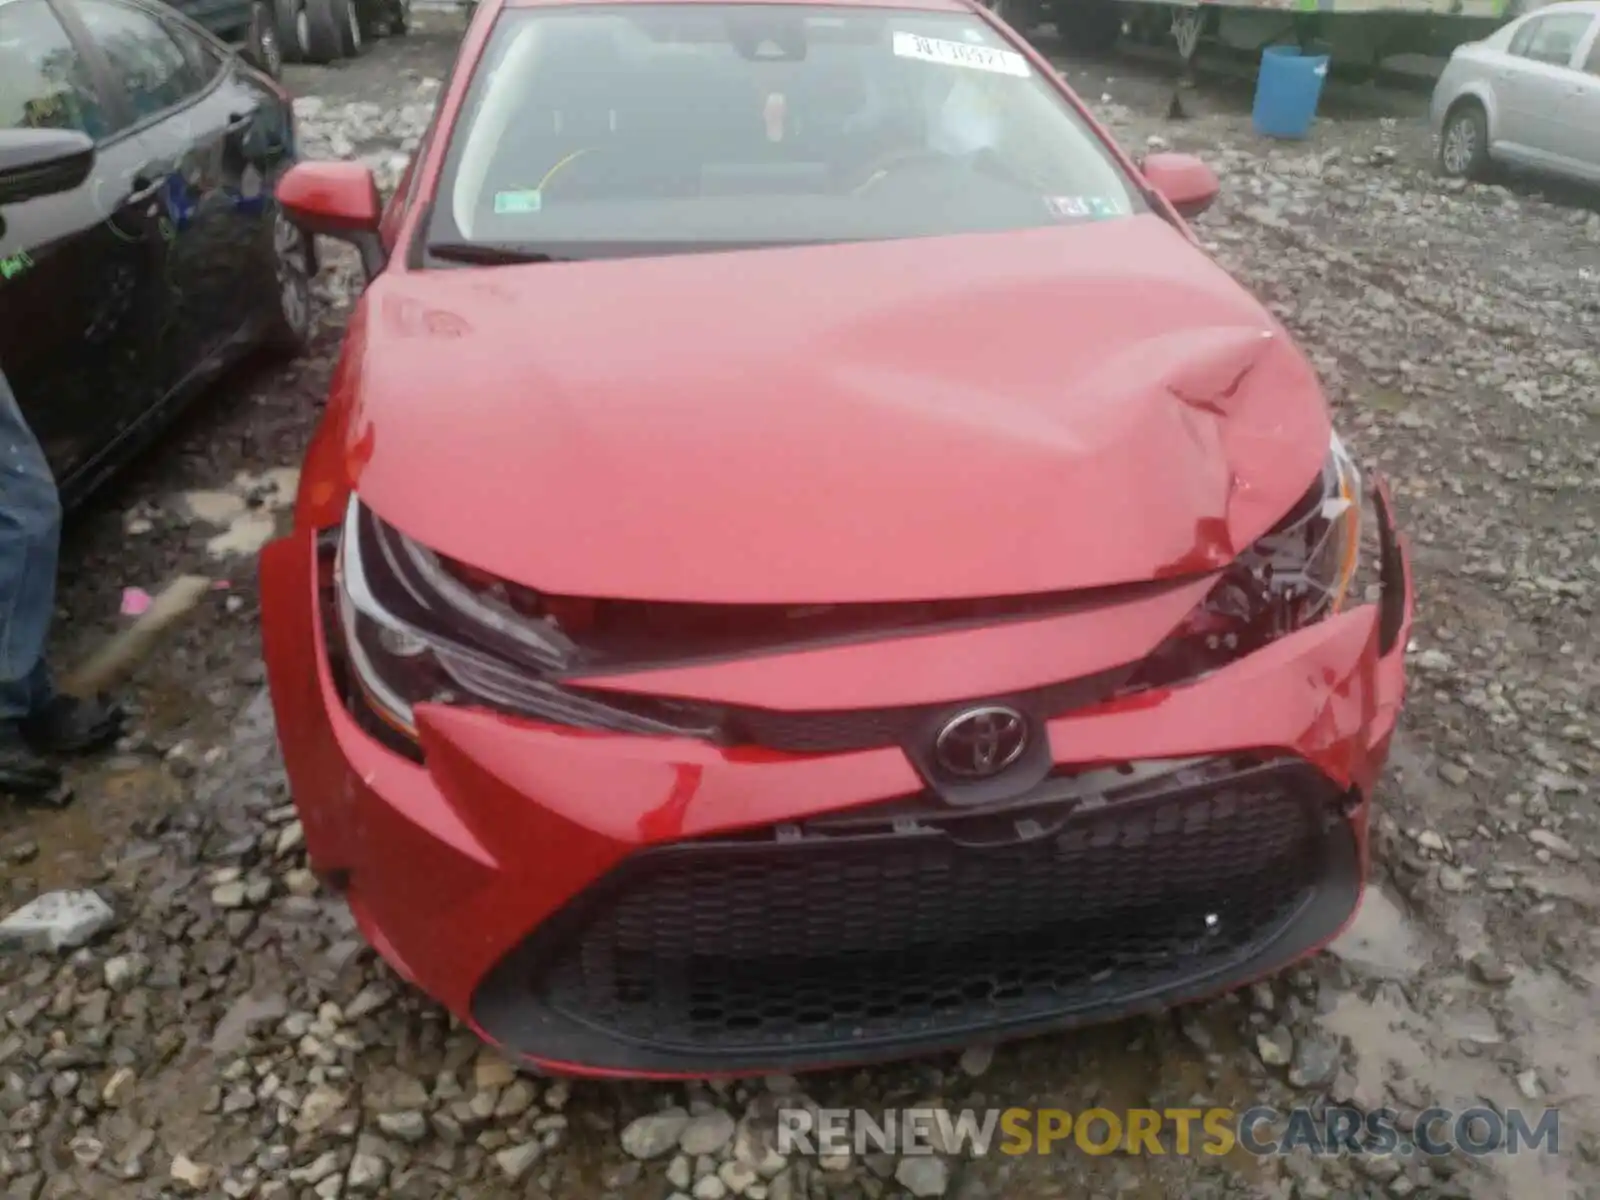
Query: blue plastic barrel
[{"left": 1251, "top": 44, "right": 1330, "bottom": 140}]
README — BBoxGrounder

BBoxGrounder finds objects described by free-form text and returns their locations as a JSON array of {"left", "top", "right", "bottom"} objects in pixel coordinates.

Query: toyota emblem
[{"left": 933, "top": 706, "right": 1029, "bottom": 779}]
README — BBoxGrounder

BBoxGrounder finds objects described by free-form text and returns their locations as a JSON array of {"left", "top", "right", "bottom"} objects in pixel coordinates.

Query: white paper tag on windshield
[{"left": 891, "top": 32, "right": 1031, "bottom": 77}]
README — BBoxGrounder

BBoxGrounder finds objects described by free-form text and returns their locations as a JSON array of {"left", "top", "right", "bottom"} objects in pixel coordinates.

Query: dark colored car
[
  {"left": 162, "top": 0, "right": 283, "bottom": 76},
  {"left": 233, "top": 0, "right": 409, "bottom": 72},
  {"left": 0, "top": 0, "right": 310, "bottom": 508},
  {"left": 114, "top": 0, "right": 414, "bottom": 88},
  {"left": 260, "top": 0, "right": 1416, "bottom": 1079}
]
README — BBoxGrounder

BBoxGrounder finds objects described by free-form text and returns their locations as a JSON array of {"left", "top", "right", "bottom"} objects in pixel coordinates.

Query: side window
[
  {"left": 1585, "top": 26, "right": 1600, "bottom": 75},
  {"left": 163, "top": 18, "right": 226, "bottom": 88},
  {"left": 1507, "top": 16, "right": 1541, "bottom": 57},
  {"left": 75, "top": 0, "right": 202, "bottom": 121},
  {"left": 0, "top": 0, "right": 110, "bottom": 139},
  {"left": 1512, "top": 13, "right": 1592, "bottom": 67}
]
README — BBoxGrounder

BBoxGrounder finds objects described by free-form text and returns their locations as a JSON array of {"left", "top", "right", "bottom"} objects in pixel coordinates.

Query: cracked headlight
[{"left": 1125, "top": 431, "right": 1363, "bottom": 690}]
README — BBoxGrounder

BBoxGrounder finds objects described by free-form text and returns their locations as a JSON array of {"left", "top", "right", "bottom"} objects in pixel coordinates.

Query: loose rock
[
  {"left": 896, "top": 1156, "right": 951, "bottom": 1198},
  {"left": 0, "top": 891, "right": 115, "bottom": 951},
  {"left": 623, "top": 1107, "right": 692, "bottom": 1159}
]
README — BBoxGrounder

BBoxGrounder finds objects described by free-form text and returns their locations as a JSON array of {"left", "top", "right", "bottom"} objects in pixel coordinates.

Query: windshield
[{"left": 426, "top": 3, "right": 1145, "bottom": 260}]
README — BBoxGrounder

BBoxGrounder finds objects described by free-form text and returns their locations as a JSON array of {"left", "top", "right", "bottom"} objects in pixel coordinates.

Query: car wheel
[
  {"left": 273, "top": 0, "right": 309, "bottom": 63},
  {"left": 1439, "top": 101, "right": 1490, "bottom": 181},
  {"left": 303, "top": 0, "right": 347, "bottom": 63},
  {"left": 244, "top": 1, "right": 284, "bottom": 76},
  {"left": 336, "top": 0, "right": 367, "bottom": 56},
  {"left": 264, "top": 209, "right": 314, "bottom": 355},
  {"left": 386, "top": 0, "right": 409, "bottom": 35}
]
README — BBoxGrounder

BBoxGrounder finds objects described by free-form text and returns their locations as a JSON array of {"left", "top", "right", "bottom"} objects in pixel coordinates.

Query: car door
[
  {"left": 159, "top": 7, "right": 295, "bottom": 341},
  {"left": 1564, "top": 18, "right": 1600, "bottom": 177},
  {"left": 0, "top": 0, "right": 169, "bottom": 494},
  {"left": 1493, "top": 11, "right": 1595, "bottom": 165},
  {"left": 70, "top": 0, "right": 249, "bottom": 392}
]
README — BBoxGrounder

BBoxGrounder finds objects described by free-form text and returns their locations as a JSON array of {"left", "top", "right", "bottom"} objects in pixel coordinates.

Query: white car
[{"left": 1429, "top": 0, "right": 1600, "bottom": 184}]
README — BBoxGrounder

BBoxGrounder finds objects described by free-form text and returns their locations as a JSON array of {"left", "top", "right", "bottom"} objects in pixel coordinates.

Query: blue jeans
[{"left": 0, "top": 368, "right": 59, "bottom": 722}]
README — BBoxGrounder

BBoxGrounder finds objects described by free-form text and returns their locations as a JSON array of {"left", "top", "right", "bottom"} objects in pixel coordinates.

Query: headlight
[
  {"left": 1124, "top": 431, "right": 1363, "bottom": 692},
  {"left": 331, "top": 497, "right": 720, "bottom": 748},
  {"left": 1230, "top": 430, "right": 1361, "bottom": 623}
]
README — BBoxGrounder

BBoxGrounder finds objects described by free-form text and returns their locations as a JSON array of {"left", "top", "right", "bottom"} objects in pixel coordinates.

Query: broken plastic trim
[
  {"left": 1118, "top": 432, "right": 1363, "bottom": 695},
  {"left": 357, "top": 504, "right": 1199, "bottom": 675},
  {"left": 332, "top": 426, "right": 1363, "bottom": 745}
]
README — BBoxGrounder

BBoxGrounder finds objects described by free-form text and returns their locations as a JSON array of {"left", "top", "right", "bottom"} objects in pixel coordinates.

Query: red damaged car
[{"left": 261, "top": 0, "right": 1415, "bottom": 1077}]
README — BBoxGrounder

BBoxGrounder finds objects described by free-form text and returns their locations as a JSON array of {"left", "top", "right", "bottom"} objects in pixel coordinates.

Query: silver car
[{"left": 1430, "top": 0, "right": 1600, "bottom": 184}]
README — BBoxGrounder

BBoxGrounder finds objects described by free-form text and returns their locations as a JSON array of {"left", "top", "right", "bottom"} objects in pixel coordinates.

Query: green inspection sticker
[
  {"left": 0, "top": 251, "right": 35, "bottom": 282},
  {"left": 493, "top": 189, "right": 543, "bottom": 215}
]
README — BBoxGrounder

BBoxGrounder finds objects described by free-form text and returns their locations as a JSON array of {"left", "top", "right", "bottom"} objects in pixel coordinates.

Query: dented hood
[{"left": 344, "top": 215, "right": 1331, "bottom": 603}]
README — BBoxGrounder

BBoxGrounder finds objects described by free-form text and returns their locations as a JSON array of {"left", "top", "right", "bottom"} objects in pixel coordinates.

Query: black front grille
[
  {"left": 583, "top": 665, "right": 1135, "bottom": 756},
  {"left": 724, "top": 669, "right": 1131, "bottom": 754},
  {"left": 473, "top": 757, "right": 1360, "bottom": 1072}
]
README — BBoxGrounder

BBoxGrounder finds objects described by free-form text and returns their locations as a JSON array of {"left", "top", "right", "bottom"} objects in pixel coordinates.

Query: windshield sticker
[
  {"left": 1045, "top": 195, "right": 1127, "bottom": 220},
  {"left": 891, "top": 32, "right": 1031, "bottom": 77},
  {"left": 493, "top": 189, "right": 544, "bottom": 215}
]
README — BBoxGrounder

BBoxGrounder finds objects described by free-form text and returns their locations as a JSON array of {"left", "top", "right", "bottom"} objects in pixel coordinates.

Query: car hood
[{"left": 344, "top": 215, "right": 1331, "bottom": 603}]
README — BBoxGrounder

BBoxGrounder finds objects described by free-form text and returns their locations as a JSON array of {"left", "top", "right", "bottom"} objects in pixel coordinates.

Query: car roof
[{"left": 504, "top": 0, "right": 972, "bottom": 12}]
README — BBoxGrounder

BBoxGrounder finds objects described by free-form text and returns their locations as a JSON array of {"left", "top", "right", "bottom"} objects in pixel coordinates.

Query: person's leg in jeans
[{"left": 0, "top": 367, "right": 122, "bottom": 795}]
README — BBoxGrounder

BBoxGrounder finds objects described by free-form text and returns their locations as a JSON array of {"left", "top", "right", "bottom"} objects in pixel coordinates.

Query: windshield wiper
[{"left": 427, "top": 242, "right": 571, "bottom": 266}]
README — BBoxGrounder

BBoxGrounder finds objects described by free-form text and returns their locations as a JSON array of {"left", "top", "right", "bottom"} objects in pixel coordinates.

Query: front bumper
[
  {"left": 475, "top": 754, "right": 1361, "bottom": 1073},
  {"left": 259, "top": 488, "right": 1414, "bottom": 1078}
]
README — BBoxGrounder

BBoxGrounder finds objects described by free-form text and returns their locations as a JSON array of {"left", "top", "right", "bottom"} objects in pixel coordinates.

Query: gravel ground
[{"left": 1, "top": 17, "right": 1597, "bottom": 1200}]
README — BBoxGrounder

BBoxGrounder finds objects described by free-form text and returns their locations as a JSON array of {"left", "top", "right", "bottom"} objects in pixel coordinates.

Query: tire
[
  {"left": 244, "top": 1, "right": 284, "bottom": 77},
  {"left": 336, "top": 0, "right": 367, "bottom": 57},
  {"left": 263, "top": 208, "right": 314, "bottom": 356},
  {"left": 303, "top": 0, "right": 349, "bottom": 63},
  {"left": 1054, "top": 0, "right": 1123, "bottom": 55},
  {"left": 273, "top": 0, "right": 310, "bottom": 63},
  {"left": 386, "top": 0, "right": 409, "bottom": 35},
  {"left": 1438, "top": 101, "right": 1491, "bottom": 182}
]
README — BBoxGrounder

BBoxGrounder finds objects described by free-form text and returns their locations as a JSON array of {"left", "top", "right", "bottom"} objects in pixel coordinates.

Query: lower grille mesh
[{"left": 516, "top": 759, "right": 1345, "bottom": 1053}]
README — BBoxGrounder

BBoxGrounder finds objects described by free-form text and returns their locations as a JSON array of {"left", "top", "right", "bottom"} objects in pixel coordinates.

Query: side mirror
[
  {"left": 0, "top": 129, "right": 95, "bottom": 207},
  {"left": 277, "top": 161, "right": 385, "bottom": 279},
  {"left": 1141, "top": 152, "right": 1220, "bottom": 220}
]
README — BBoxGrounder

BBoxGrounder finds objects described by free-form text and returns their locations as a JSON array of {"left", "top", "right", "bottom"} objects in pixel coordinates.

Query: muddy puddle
[
  {"left": 2, "top": 469, "right": 299, "bottom": 901},
  {"left": 1321, "top": 883, "right": 1597, "bottom": 1198},
  {"left": 1328, "top": 883, "right": 1431, "bottom": 979},
  {"left": 1, "top": 759, "right": 181, "bottom": 893}
]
